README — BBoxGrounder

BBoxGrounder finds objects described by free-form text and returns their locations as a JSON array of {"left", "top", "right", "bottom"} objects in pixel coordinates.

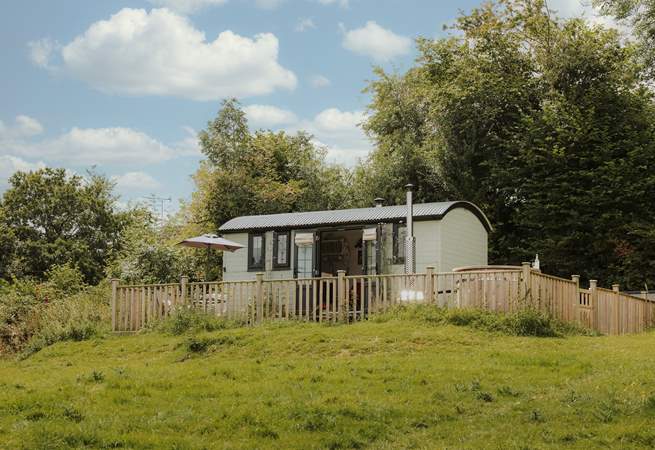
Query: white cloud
[
  {"left": 27, "top": 38, "right": 58, "bottom": 69},
  {"left": 13, "top": 127, "right": 176, "bottom": 165},
  {"left": 296, "top": 17, "right": 316, "bottom": 32},
  {"left": 0, "top": 156, "right": 46, "bottom": 191},
  {"left": 244, "top": 104, "right": 298, "bottom": 127},
  {"left": 239, "top": 104, "right": 371, "bottom": 165},
  {"left": 547, "top": 0, "right": 621, "bottom": 29},
  {"left": 290, "top": 108, "right": 371, "bottom": 165},
  {"left": 38, "top": 8, "right": 296, "bottom": 101},
  {"left": 1, "top": 120, "right": 200, "bottom": 166},
  {"left": 311, "top": 108, "right": 365, "bottom": 132},
  {"left": 147, "top": 0, "right": 227, "bottom": 14},
  {"left": 148, "top": 0, "right": 285, "bottom": 12},
  {"left": 341, "top": 21, "right": 411, "bottom": 62},
  {"left": 0, "top": 115, "right": 44, "bottom": 140},
  {"left": 310, "top": 74, "right": 331, "bottom": 88},
  {"left": 111, "top": 171, "right": 161, "bottom": 191},
  {"left": 174, "top": 126, "right": 202, "bottom": 156}
]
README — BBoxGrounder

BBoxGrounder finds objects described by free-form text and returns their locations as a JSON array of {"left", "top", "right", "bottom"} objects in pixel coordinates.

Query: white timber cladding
[
  {"left": 221, "top": 232, "right": 250, "bottom": 281},
  {"left": 385, "top": 221, "right": 441, "bottom": 274},
  {"left": 439, "top": 207, "right": 488, "bottom": 271},
  {"left": 221, "top": 206, "right": 488, "bottom": 280}
]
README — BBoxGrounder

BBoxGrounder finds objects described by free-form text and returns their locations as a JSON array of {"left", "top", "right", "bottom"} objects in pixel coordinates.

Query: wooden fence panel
[{"left": 111, "top": 269, "right": 655, "bottom": 334}]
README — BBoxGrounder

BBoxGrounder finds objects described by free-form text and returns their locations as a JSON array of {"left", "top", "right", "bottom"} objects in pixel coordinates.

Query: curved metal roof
[{"left": 219, "top": 201, "right": 492, "bottom": 233}]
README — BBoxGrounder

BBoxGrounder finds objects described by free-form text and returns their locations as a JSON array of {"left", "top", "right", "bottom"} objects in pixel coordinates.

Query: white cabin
[{"left": 218, "top": 201, "right": 491, "bottom": 281}]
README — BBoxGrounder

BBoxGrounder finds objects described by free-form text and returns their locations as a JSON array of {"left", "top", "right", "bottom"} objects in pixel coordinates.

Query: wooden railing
[{"left": 111, "top": 264, "right": 655, "bottom": 335}]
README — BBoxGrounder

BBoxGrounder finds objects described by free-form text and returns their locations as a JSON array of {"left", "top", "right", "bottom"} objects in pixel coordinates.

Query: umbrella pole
[{"left": 206, "top": 245, "right": 210, "bottom": 281}]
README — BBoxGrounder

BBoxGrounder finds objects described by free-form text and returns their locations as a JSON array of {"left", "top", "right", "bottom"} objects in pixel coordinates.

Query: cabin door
[
  {"left": 362, "top": 225, "right": 381, "bottom": 275},
  {"left": 359, "top": 225, "right": 382, "bottom": 317},
  {"left": 294, "top": 232, "right": 318, "bottom": 318}
]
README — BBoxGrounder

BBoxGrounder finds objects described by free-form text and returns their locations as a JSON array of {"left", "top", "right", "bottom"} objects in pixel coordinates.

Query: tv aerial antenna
[{"left": 144, "top": 194, "right": 172, "bottom": 225}]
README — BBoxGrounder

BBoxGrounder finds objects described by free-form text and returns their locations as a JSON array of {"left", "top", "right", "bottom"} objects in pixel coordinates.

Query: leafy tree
[
  {"left": 0, "top": 168, "right": 129, "bottom": 284},
  {"left": 360, "top": 0, "right": 655, "bottom": 289},
  {"left": 594, "top": 0, "right": 655, "bottom": 76},
  {"left": 197, "top": 99, "right": 353, "bottom": 231},
  {"left": 107, "top": 208, "right": 202, "bottom": 283}
]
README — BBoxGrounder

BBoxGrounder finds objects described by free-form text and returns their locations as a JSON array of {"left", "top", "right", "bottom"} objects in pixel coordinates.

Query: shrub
[
  {"left": 184, "top": 335, "right": 242, "bottom": 353},
  {"left": 45, "top": 263, "right": 86, "bottom": 295},
  {"left": 0, "top": 266, "right": 109, "bottom": 356},
  {"left": 153, "top": 308, "right": 245, "bottom": 335}
]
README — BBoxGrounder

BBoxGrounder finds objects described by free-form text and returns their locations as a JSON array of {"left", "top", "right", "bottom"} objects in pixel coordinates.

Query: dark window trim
[
  {"left": 392, "top": 223, "right": 406, "bottom": 265},
  {"left": 248, "top": 232, "right": 266, "bottom": 271},
  {"left": 272, "top": 231, "right": 291, "bottom": 270}
]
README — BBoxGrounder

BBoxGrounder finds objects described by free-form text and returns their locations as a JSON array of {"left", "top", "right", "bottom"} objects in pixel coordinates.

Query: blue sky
[{"left": 0, "top": 0, "right": 603, "bottom": 214}]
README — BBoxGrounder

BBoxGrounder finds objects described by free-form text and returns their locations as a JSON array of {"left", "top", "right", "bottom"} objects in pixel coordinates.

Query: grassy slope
[{"left": 1, "top": 318, "right": 655, "bottom": 449}]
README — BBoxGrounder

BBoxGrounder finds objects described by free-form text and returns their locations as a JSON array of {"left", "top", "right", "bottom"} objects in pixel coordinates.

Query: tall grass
[
  {"left": 0, "top": 264, "right": 110, "bottom": 357},
  {"left": 373, "top": 304, "right": 592, "bottom": 337},
  {"left": 150, "top": 307, "right": 246, "bottom": 335}
]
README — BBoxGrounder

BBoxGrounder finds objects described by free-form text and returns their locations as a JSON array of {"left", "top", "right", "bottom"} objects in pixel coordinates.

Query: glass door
[
  {"left": 296, "top": 245, "right": 314, "bottom": 278},
  {"left": 294, "top": 232, "right": 316, "bottom": 319}
]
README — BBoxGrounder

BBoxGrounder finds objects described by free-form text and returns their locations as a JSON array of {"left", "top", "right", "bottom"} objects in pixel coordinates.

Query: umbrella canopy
[{"left": 177, "top": 234, "right": 244, "bottom": 252}]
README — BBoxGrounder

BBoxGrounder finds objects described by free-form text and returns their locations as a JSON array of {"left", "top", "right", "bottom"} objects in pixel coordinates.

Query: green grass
[{"left": 1, "top": 308, "right": 655, "bottom": 449}]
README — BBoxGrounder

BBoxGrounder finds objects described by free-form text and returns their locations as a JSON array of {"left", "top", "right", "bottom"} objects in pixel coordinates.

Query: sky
[{"left": 0, "top": 0, "right": 612, "bottom": 215}]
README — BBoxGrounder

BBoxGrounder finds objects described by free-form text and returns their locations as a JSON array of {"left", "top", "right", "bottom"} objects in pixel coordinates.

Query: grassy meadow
[{"left": 1, "top": 308, "right": 655, "bottom": 449}]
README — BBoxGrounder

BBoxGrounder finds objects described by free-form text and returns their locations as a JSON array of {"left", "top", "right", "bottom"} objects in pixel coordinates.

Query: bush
[
  {"left": 373, "top": 304, "right": 588, "bottom": 337},
  {"left": 152, "top": 308, "right": 245, "bottom": 335},
  {"left": 0, "top": 266, "right": 109, "bottom": 356}
]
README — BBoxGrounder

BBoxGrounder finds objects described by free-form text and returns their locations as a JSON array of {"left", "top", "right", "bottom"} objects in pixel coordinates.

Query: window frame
[
  {"left": 272, "top": 231, "right": 291, "bottom": 270},
  {"left": 248, "top": 232, "right": 266, "bottom": 271},
  {"left": 392, "top": 223, "right": 407, "bottom": 265}
]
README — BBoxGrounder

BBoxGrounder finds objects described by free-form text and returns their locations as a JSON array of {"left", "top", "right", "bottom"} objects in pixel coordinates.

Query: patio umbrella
[{"left": 178, "top": 234, "right": 244, "bottom": 280}]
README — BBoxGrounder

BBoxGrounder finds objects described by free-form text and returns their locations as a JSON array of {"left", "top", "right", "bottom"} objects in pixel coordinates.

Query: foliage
[
  {"left": 0, "top": 168, "right": 130, "bottom": 284},
  {"left": 196, "top": 99, "right": 354, "bottom": 232},
  {"left": 106, "top": 207, "right": 203, "bottom": 283},
  {"left": 152, "top": 307, "right": 245, "bottom": 335},
  {"left": 595, "top": 0, "right": 655, "bottom": 76},
  {"left": 1, "top": 318, "right": 655, "bottom": 448},
  {"left": 0, "top": 265, "right": 109, "bottom": 356},
  {"left": 360, "top": 0, "right": 655, "bottom": 289},
  {"left": 372, "top": 304, "right": 589, "bottom": 337}
]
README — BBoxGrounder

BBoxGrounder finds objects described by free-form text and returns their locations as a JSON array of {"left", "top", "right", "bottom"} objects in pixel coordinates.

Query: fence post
[
  {"left": 180, "top": 276, "right": 189, "bottom": 304},
  {"left": 425, "top": 266, "right": 434, "bottom": 303},
  {"left": 589, "top": 279, "right": 598, "bottom": 331},
  {"left": 521, "top": 262, "right": 532, "bottom": 307},
  {"left": 255, "top": 272, "right": 264, "bottom": 324},
  {"left": 111, "top": 279, "right": 119, "bottom": 332},
  {"left": 612, "top": 283, "right": 621, "bottom": 335},
  {"left": 337, "top": 270, "right": 346, "bottom": 321},
  {"left": 571, "top": 275, "right": 580, "bottom": 314}
]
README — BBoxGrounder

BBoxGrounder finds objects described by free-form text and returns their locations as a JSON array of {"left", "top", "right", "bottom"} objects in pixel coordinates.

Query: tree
[
  {"left": 197, "top": 99, "right": 354, "bottom": 231},
  {"left": 360, "top": 0, "right": 655, "bottom": 289},
  {"left": 0, "top": 168, "right": 129, "bottom": 284},
  {"left": 594, "top": 0, "right": 655, "bottom": 76}
]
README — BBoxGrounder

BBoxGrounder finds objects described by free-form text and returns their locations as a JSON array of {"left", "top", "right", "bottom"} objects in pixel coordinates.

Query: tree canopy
[
  {"left": 0, "top": 169, "right": 130, "bottom": 284},
  {"left": 196, "top": 98, "right": 353, "bottom": 231},
  {"left": 358, "top": 0, "right": 655, "bottom": 288},
  {"left": 595, "top": 0, "right": 655, "bottom": 76}
]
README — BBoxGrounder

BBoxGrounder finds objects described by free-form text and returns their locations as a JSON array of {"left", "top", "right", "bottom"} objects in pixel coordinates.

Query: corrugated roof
[{"left": 219, "top": 201, "right": 492, "bottom": 232}]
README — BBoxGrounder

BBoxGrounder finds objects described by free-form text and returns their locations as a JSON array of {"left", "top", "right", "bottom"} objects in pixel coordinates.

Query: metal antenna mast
[{"left": 144, "top": 194, "right": 171, "bottom": 225}]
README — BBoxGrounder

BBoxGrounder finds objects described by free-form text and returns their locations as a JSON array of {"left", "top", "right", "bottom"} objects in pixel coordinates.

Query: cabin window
[
  {"left": 248, "top": 233, "right": 265, "bottom": 270},
  {"left": 273, "top": 231, "right": 290, "bottom": 269},
  {"left": 393, "top": 223, "right": 407, "bottom": 264}
]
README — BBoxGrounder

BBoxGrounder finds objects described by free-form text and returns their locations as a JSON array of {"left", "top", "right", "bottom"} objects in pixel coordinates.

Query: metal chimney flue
[
  {"left": 374, "top": 197, "right": 385, "bottom": 208},
  {"left": 404, "top": 184, "right": 416, "bottom": 274}
]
